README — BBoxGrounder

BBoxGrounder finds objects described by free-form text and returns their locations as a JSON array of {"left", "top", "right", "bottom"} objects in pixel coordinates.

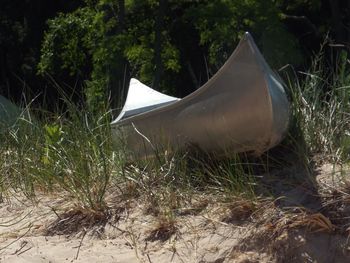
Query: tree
[
  {"left": 0, "top": 0, "right": 81, "bottom": 103},
  {"left": 37, "top": 0, "right": 347, "bottom": 111},
  {"left": 38, "top": 0, "right": 180, "bottom": 112}
]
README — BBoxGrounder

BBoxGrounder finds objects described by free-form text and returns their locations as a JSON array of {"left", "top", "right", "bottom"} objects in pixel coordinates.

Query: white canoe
[
  {"left": 112, "top": 32, "right": 289, "bottom": 158},
  {"left": 0, "top": 95, "right": 21, "bottom": 128}
]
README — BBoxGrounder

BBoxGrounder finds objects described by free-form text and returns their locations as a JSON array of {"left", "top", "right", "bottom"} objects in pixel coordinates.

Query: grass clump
[
  {"left": 146, "top": 209, "right": 178, "bottom": 242},
  {"left": 38, "top": 110, "right": 115, "bottom": 211},
  {"left": 286, "top": 47, "right": 350, "bottom": 164},
  {"left": 4, "top": 116, "right": 43, "bottom": 199},
  {"left": 0, "top": 97, "right": 117, "bottom": 214}
]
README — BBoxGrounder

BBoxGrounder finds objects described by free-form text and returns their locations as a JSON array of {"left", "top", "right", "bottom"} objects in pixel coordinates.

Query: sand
[
  {"left": 1, "top": 165, "right": 350, "bottom": 262},
  {"left": 0, "top": 194, "right": 245, "bottom": 263}
]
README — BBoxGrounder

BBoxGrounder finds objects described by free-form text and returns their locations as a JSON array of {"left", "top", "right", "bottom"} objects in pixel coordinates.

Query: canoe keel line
[{"left": 111, "top": 32, "right": 289, "bottom": 158}]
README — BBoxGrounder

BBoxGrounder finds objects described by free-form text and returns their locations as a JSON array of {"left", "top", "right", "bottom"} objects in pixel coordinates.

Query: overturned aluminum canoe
[
  {"left": 112, "top": 32, "right": 289, "bottom": 158},
  {"left": 0, "top": 95, "right": 22, "bottom": 128}
]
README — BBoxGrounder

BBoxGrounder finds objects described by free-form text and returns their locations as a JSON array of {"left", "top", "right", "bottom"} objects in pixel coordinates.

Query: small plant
[
  {"left": 0, "top": 92, "right": 118, "bottom": 214},
  {"left": 38, "top": 104, "right": 116, "bottom": 211}
]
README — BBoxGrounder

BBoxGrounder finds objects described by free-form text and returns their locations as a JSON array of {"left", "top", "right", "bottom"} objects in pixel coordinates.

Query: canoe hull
[{"left": 112, "top": 32, "right": 289, "bottom": 158}]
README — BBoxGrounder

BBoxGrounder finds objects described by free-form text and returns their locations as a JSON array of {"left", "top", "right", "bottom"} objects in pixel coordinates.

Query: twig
[
  {"left": 50, "top": 207, "right": 62, "bottom": 220},
  {"left": 108, "top": 223, "right": 128, "bottom": 234},
  {"left": 74, "top": 229, "right": 87, "bottom": 260},
  {"left": 11, "top": 240, "right": 27, "bottom": 255},
  {"left": 0, "top": 224, "right": 32, "bottom": 252},
  {"left": 17, "top": 246, "right": 32, "bottom": 256}
]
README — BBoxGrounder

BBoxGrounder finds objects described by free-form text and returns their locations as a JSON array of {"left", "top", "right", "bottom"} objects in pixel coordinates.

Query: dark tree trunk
[
  {"left": 153, "top": 0, "right": 167, "bottom": 90},
  {"left": 329, "top": 0, "right": 345, "bottom": 43},
  {"left": 347, "top": 0, "right": 350, "bottom": 44},
  {"left": 0, "top": 46, "right": 8, "bottom": 96},
  {"left": 103, "top": 0, "right": 128, "bottom": 112},
  {"left": 115, "top": 0, "right": 130, "bottom": 112},
  {"left": 117, "top": 0, "right": 125, "bottom": 34}
]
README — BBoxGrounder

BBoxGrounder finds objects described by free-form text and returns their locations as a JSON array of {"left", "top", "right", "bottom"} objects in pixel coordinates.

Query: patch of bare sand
[
  {"left": 1, "top": 165, "right": 350, "bottom": 262},
  {"left": 0, "top": 193, "right": 244, "bottom": 263}
]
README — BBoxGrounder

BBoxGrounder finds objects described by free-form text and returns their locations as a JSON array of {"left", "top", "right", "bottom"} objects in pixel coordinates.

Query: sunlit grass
[
  {"left": 1, "top": 95, "right": 118, "bottom": 212},
  {"left": 284, "top": 48, "right": 350, "bottom": 164}
]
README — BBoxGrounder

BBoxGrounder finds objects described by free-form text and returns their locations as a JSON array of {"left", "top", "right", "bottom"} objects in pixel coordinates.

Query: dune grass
[
  {"left": 285, "top": 47, "right": 350, "bottom": 164},
  {"left": 0, "top": 47, "right": 350, "bottom": 239},
  {"left": 0, "top": 95, "right": 117, "bottom": 213}
]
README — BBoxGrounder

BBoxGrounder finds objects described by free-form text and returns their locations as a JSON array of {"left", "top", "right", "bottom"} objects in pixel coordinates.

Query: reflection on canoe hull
[{"left": 112, "top": 32, "right": 289, "bottom": 158}]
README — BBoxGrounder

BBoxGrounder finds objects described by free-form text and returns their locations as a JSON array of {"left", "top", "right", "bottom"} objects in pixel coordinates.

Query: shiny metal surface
[
  {"left": 112, "top": 32, "right": 289, "bottom": 158},
  {"left": 112, "top": 78, "right": 180, "bottom": 123},
  {"left": 0, "top": 95, "right": 21, "bottom": 127}
]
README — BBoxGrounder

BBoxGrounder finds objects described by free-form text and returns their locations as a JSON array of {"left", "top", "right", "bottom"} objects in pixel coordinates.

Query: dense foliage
[{"left": 1, "top": 0, "right": 350, "bottom": 111}]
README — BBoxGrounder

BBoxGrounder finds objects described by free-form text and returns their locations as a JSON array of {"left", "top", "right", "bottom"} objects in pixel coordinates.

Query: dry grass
[
  {"left": 221, "top": 197, "right": 258, "bottom": 224},
  {"left": 265, "top": 209, "right": 335, "bottom": 235},
  {"left": 145, "top": 214, "right": 178, "bottom": 242},
  {"left": 45, "top": 207, "right": 112, "bottom": 236}
]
